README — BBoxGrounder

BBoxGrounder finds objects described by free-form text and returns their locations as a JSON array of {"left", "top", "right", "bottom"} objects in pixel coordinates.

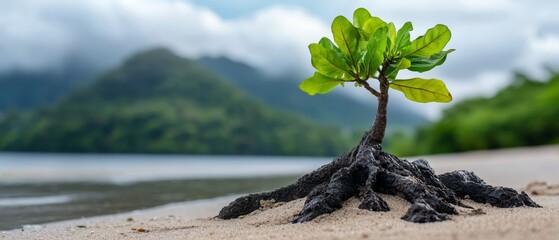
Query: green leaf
[
  {"left": 318, "top": 37, "right": 353, "bottom": 65},
  {"left": 318, "top": 37, "right": 338, "bottom": 50},
  {"left": 362, "top": 17, "right": 386, "bottom": 35},
  {"left": 387, "top": 22, "right": 396, "bottom": 49},
  {"left": 406, "top": 49, "right": 455, "bottom": 72},
  {"left": 402, "top": 24, "right": 451, "bottom": 57},
  {"left": 387, "top": 58, "right": 411, "bottom": 79},
  {"left": 309, "top": 40, "right": 353, "bottom": 80},
  {"left": 331, "top": 16, "right": 360, "bottom": 66},
  {"left": 300, "top": 72, "right": 345, "bottom": 95},
  {"left": 394, "top": 22, "right": 413, "bottom": 51},
  {"left": 356, "top": 29, "right": 370, "bottom": 53},
  {"left": 389, "top": 78, "right": 452, "bottom": 103},
  {"left": 353, "top": 8, "right": 372, "bottom": 29},
  {"left": 362, "top": 27, "right": 388, "bottom": 77}
]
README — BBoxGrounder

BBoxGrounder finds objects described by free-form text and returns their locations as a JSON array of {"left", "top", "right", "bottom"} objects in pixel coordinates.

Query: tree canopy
[{"left": 300, "top": 8, "right": 454, "bottom": 104}]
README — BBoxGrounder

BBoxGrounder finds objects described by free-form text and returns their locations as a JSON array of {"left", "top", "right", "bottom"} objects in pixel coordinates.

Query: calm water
[{"left": 0, "top": 153, "right": 330, "bottom": 230}]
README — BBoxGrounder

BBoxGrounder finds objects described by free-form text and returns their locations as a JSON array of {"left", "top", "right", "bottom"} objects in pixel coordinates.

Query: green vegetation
[
  {"left": 300, "top": 8, "right": 453, "bottom": 144},
  {"left": 0, "top": 48, "right": 353, "bottom": 156},
  {"left": 387, "top": 72, "right": 559, "bottom": 156}
]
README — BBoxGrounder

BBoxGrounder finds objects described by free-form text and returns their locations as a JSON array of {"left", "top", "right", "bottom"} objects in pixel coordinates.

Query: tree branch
[{"left": 357, "top": 79, "right": 381, "bottom": 98}]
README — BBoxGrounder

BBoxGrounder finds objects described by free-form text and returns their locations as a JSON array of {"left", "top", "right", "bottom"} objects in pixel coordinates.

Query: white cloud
[
  {"left": 0, "top": 1, "right": 73, "bottom": 70},
  {"left": 215, "top": 7, "right": 328, "bottom": 75},
  {"left": 0, "top": 0, "right": 328, "bottom": 75},
  {"left": 516, "top": 35, "right": 559, "bottom": 79}
]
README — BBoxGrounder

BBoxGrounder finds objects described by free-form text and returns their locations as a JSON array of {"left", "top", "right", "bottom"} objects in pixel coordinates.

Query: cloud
[
  {"left": 516, "top": 35, "right": 559, "bottom": 79},
  {"left": 0, "top": 0, "right": 328, "bottom": 75},
  {"left": 0, "top": 1, "right": 73, "bottom": 71}
]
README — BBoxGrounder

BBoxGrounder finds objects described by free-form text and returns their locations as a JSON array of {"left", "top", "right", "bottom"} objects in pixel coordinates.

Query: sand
[
  {"left": 3, "top": 195, "right": 558, "bottom": 240},
  {"left": 3, "top": 145, "right": 559, "bottom": 240}
]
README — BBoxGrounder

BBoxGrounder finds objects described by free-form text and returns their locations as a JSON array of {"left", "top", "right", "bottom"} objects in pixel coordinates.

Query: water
[{"left": 0, "top": 152, "right": 330, "bottom": 230}]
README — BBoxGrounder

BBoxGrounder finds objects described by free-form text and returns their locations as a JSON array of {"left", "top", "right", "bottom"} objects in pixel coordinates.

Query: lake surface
[{"left": 0, "top": 152, "right": 331, "bottom": 230}]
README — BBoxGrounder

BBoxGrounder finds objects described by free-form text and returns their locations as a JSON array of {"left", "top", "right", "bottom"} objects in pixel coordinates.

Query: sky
[{"left": 1, "top": 0, "right": 559, "bottom": 119}]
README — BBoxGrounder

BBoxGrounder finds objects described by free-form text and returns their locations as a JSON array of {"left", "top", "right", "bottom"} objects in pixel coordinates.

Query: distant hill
[
  {"left": 387, "top": 72, "right": 559, "bottom": 156},
  {"left": 0, "top": 48, "right": 354, "bottom": 156},
  {"left": 199, "top": 57, "right": 427, "bottom": 130}
]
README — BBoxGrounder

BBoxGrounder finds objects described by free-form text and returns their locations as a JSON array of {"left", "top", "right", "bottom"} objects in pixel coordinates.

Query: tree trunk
[
  {"left": 370, "top": 88, "right": 388, "bottom": 145},
  {"left": 369, "top": 61, "right": 390, "bottom": 145}
]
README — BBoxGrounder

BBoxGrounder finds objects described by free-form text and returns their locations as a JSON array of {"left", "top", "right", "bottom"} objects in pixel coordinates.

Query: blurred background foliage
[{"left": 386, "top": 71, "right": 559, "bottom": 156}]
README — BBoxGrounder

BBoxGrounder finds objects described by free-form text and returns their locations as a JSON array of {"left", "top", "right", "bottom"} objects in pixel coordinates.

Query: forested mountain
[
  {"left": 199, "top": 57, "right": 427, "bottom": 130},
  {"left": 0, "top": 49, "right": 353, "bottom": 156},
  {"left": 387, "top": 72, "right": 559, "bottom": 156}
]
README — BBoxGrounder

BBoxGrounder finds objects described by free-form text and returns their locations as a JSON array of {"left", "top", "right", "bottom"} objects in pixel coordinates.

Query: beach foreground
[
  {"left": 3, "top": 194, "right": 558, "bottom": 240},
  {"left": 3, "top": 146, "right": 559, "bottom": 240}
]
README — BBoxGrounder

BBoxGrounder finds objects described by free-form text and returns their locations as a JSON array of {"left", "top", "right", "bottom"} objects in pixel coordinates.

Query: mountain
[
  {"left": 387, "top": 72, "right": 559, "bottom": 156},
  {"left": 199, "top": 57, "right": 428, "bottom": 130},
  {"left": 0, "top": 48, "right": 354, "bottom": 156}
]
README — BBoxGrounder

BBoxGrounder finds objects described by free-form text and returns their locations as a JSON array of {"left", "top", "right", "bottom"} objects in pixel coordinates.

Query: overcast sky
[{"left": 1, "top": 0, "right": 558, "bottom": 118}]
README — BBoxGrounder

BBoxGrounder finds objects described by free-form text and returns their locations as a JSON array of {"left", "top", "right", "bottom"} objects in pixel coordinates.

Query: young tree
[
  {"left": 300, "top": 8, "right": 453, "bottom": 145},
  {"left": 218, "top": 8, "right": 540, "bottom": 223}
]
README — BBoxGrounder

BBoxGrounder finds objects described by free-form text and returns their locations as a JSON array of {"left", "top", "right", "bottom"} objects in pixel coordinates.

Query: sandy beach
[{"left": 3, "top": 145, "right": 559, "bottom": 240}]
